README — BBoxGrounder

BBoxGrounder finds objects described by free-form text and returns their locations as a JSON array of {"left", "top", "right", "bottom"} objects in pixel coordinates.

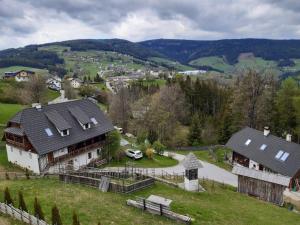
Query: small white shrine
[{"left": 182, "top": 152, "right": 203, "bottom": 191}]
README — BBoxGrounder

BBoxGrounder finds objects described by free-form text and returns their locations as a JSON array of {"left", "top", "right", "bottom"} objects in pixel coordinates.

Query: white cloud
[{"left": 1, "top": 0, "right": 300, "bottom": 49}]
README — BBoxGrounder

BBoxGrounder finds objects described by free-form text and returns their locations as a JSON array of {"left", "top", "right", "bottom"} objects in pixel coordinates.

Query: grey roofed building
[
  {"left": 182, "top": 152, "right": 203, "bottom": 170},
  {"left": 226, "top": 127, "right": 300, "bottom": 177},
  {"left": 6, "top": 99, "right": 114, "bottom": 155}
]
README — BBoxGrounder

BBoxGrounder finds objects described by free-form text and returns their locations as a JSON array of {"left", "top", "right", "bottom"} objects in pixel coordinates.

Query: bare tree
[
  {"left": 63, "top": 80, "right": 78, "bottom": 99},
  {"left": 23, "top": 74, "right": 47, "bottom": 104}
]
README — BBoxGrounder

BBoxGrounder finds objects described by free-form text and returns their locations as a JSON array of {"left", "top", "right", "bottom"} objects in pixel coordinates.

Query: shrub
[
  {"left": 25, "top": 168, "right": 30, "bottom": 179},
  {"left": 4, "top": 187, "right": 13, "bottom": 205},
  {"left": 72, "top": 211, "right": 80, "bottom": 225},
  {"left": 145, "top": 148, "right": 154, "bottom": 160},
  {"left": 104, "top": 130, "right": 121, "bottom": 160},
  {"left": 153, "top": 141, "right": 166, "bottom": 155},
  {"left": 18, "top": 191, "right": 28, "bottom": 212},
  {"left": 114, "top": 149, "right": 126, "bottom": 162},
  {"left": 34, "top": 197, "right": 44, "bottom": 220},
  {"left": 52, "top": 205, "right": 62, "bottom": 225}
]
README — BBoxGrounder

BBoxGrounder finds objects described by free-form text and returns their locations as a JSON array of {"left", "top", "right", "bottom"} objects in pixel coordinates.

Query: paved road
[{"left": 106, "top": 152, "right": 238, "bottom": 187}]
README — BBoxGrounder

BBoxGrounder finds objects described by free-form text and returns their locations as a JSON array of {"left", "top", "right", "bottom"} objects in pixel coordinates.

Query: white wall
[
  {"left": 184, "top": 177, "right": 199, "bottom": 191},
  {"left": 53, "top": 148, "right": 68, "bottom": 158},
  {"left": 6, "top": 144, "right": 40, "bottom": 174},
  {"left": 48, "top": 147, "right": 101, "bottom": 173},
  {"left": 15, "top": 76, "right": 29, "bottom": 82}
]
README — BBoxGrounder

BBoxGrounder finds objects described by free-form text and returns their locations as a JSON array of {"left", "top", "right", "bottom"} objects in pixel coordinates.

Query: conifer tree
[
  {"left": 72, "top": 211, "right": 80, "bottom": 225},
  {"left": 4, "top": 187, "right": 13, "bottom": 205},
  {"left": 18, "top": 191, "right": 28, "bottom": 212},
  {"left": 188, "top": 114, "right": 202, "bottom": 146},
  {"left": 52, "top": 205, "right": 62, "bottom": 225},
  {"left": 34, "top": 197, "right": 45, "bottom": 220}
]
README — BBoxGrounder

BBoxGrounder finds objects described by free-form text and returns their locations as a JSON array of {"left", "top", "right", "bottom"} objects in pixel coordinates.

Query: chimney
[
  {"left": 286, "top": 134, "right": 292, "bottom": 142},
  {"left": 263, "top": 126, "right": 270, "bottom": 136},
  {"left": 32, "top": 103, "right": 42, "bottom": 110}
]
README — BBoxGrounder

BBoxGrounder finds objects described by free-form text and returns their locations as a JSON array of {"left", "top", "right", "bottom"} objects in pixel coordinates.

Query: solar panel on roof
[
  {"left": 280, "top": 152, "right": 290, "bottom": 161},
  {"left": 275, "top": 150, "right": 284, "bottom": 159}
]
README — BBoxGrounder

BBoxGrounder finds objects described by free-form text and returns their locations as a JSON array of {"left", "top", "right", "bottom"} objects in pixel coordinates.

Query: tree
[
  {"left": 4, "top": 187, "right": 13, "bottom": 205},
  {"left": 109, "top": 87, "right": 131, "bottom": 132},
  {"left": 23, "top": 74, "right": 47, "bottom": 104},
  {"left": 72, "top": 211, "right": 80, "bottom": 225},
  {"left": 63, "top": 80, "right": 78, "bottom": 99},
  {"left": 188, "top": 114, "right": 202, "bottom": 146},
  {"left": 153, "top": 140, "right": 166, "bottom": 155},
  {"left": 104, "top": 130, "right": 121, "bottom": 160},
  {"left": 52, "top": 205, "right": 62, "bottom": 225},
  {"left": 18, "top": 191, "right": 28, "bottom": 212},
  {"left": 276, "top": 77, "right": 299, "bottom": 135},
  {"left": 148, "top": 130, "right": 158, "bottom": 144},
  {"left": 78, "top": 85, "right": 96, "bottom": 97},
  {"left": 34, "top": 197, "right": 45, "bottom": 220}
]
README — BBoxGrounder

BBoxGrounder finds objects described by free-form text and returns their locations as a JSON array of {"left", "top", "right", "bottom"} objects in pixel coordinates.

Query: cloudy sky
[{"left": 0, "top": 0, "right": 299, "bottom": 49}]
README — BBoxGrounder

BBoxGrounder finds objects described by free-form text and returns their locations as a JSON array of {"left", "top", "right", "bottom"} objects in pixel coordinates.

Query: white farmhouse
[
  {"left": 4, "top": 70, "right": 35, "bottom": 82},
  {"left": 68, "top": 78, "right": 83, "bottom": 89},
  {"left": 3, "top": 99, "right": 114, "bottom": 174}
]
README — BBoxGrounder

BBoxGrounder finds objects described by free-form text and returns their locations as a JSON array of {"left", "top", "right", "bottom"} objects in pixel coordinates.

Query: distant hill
[
  {"left": 139, "top": 38, "right": 300, "bottom": 64},
  {"left": 2, "top": 38, "right": 300, "bottom": 77}
]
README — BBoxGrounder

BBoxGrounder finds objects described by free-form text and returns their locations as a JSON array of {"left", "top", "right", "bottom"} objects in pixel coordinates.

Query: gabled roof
[
  {"left": 182, "top": 152, "right": 203, "bottom": 170},
  {"left": 4, "top": 127, "right": 25, "bottom": 136},
  {"left": 45, "top": 110, "right": 72, "bottom": 131},
  {"left": 7, "top": 99, "right": 114, "bottom": 155},
  {"left": 232, "top": 165, "right": 291, "bottom": 186},
  {"left": 69, "top": 106, "right": 91, "bottom": 124},
  {"left": 226, "top": 127, "right": 300, "bottom": 177}
]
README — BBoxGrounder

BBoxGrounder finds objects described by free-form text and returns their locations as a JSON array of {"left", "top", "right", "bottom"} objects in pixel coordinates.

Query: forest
[{"left": 109, "top": 70, "right": 300, "bottom": 147}]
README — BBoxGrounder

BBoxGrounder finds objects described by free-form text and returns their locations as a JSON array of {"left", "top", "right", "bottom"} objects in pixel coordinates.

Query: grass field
[
  {"left": 150, "top": 57, "right": 194, "bottom": 71},
  {"left": 0, "top": 103, "right": 24, "bottom": 125},
  {"left": 45, "top": 89, "right": 60, "bottom": 101},
  {"left": 132, "top": 79, "right": 166, "bottom": 87},
  {"left": 175, "top": 148, "right": 232, "bottom": 171},
  {"left": 108, "top": 154, "right": 178, "bottom": 168},
  {"left": 0, "top": 178, "right": 299, "bottom": 225}
]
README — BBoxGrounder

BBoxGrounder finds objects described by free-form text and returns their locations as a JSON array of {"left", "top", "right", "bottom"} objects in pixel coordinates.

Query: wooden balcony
[
  {"left": 51, "top": 141, "right": 105, "bottom": 164},
  {"left": 5, "top": 138, "right": 32, "bottom": 151}
]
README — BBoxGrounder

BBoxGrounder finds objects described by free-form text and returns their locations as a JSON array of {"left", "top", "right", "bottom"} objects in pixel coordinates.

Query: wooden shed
[{"left": 232, "top": 165, "right": 291, "bottom": 205}]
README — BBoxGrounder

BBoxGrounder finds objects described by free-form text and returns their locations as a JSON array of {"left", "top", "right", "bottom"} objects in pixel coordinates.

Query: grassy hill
[{"left": 0, "top": 178, "right": 299, "bottom": 225}]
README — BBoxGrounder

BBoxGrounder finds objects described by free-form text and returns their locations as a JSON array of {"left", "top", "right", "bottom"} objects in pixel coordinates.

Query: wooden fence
[
  {"left": 127, "top": 197, "right": 192, "bottom": 224},
  {"left": 0, "top": 202, "right": 49, "bottom": 225},
  {"left": 59, "top": 173, "right": 155, "bottom": 194}
]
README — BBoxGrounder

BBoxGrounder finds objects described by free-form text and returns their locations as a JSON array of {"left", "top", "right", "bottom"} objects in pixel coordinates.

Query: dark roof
[
  {"left": 226, "top": 127, "right": 300, "bottom": 177},
  {"left": 69, "top": 106, "right": 91, "bottom": 124},
  {"left": 45, "top": 110, "right": 72, "bottom": 131},
  {"left": 7, "top": 99, "right": 114, "bottom": 155},
  {"left": 182, "top": 152, "right": 203, "bottom": 169},
  {"left": 4, "top": 127, "right": 25, "bottom": 136},
  {"left": 4, "top": 70, "right": 35, "bottom": 77},
  {"left": 9, "top": 111, "right": 22, "bottom": 123}
]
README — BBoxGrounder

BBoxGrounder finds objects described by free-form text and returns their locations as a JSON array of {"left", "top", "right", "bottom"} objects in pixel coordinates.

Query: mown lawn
[
  {"left": 0, "top": 178, "right": 299, "bottom": 225},
  {"left": 0, "top": 103, "right": 24, "bottom": 125},
  {"left": 175, "top": 148, "right": 232, "bottom": 171},
  {"left": 108, "top": 154, "right": 178, "bottom": 168},
  {"left": 46, "top": 89, "right": 60, "bottom": 101}
]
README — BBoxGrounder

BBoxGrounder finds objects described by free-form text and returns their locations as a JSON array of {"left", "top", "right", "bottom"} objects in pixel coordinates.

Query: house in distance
[
  {"left": 226, "top": 126, "right": 300, "bottom": 205},
  {"left": 3, "top": 70, "right": 35, "bottom": 82},
  {"left": 2, "top": 99, "right": 114, "bottom": 174}
]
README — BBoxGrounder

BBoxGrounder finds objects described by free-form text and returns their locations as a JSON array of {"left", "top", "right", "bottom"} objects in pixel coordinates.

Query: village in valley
[{"left": 1, "top": 1, "right": 300, "bottom": 225}]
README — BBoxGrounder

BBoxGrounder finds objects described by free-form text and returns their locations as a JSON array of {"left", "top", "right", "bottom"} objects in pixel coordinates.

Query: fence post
[
  {"left": 160, "top": 204, "right": 163, "bottom": 216},
  {"left": 143, "top": 199, "right": 146, "bottom": 211}
]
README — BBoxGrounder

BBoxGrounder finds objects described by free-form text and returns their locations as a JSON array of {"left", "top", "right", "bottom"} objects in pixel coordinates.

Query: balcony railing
[
  {"left": 51, "top": 141, "right": 105, "bottom": 164},
  {"left": 6, "top": 139, "right": 26, "bottom": 149}
]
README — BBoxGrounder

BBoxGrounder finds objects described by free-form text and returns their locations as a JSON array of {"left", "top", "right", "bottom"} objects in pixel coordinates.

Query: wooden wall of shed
[{"left": 237, "top": 175, "right": 286, "bottom": 205}]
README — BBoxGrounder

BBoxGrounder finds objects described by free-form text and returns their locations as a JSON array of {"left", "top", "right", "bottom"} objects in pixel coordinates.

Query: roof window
[
  {"left": 91, "top": 117, "right": 98, "bottom": 125},
  {"left": 45, "top": 128, "right": 53, "bottom": 137},
  {"left": 245, "top": 139, "right": 251, "bottom": 146},
  {"left": 275, "top": 150, "right": 284, "bottom": 159},
  {"left": 280, "top": 152, "right": 290, "bottom": 161},
  {"left": 260, "top": 144, "right": 267, "bottom": 151}
]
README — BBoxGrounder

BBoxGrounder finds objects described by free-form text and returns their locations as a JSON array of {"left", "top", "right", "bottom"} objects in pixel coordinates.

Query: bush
[
  {"left": 72, "top": 211, "right": 80, "bottom": 225},
  {"left": 104, "top": 130, "right": 121, "bottom": 160},
  {"left": 114, "top": 149, "right": 126, "bottom": 162},
  {"left": 153, "top": 141, "right": 166, "bottom": 155},
  {"left": 4, "top": 187, "right": 13, "bottom": 205},
  {"left": 137, "top": 131, "right": 147, "bottom": 144},
  {"left": 52, "top": 205, "right": 62, "bottom": 225},
  {"left": 145, "top": 148, "right": 154, "bottom": 159},
  {"left": 34, "top": 197, "right": 44, "bottom": 220},
  {"left": 18, "top": 191, "right": 28, "bottom": 212},
  {"left": 25, "top": 168, "right": 30, "bottom": 179}
]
